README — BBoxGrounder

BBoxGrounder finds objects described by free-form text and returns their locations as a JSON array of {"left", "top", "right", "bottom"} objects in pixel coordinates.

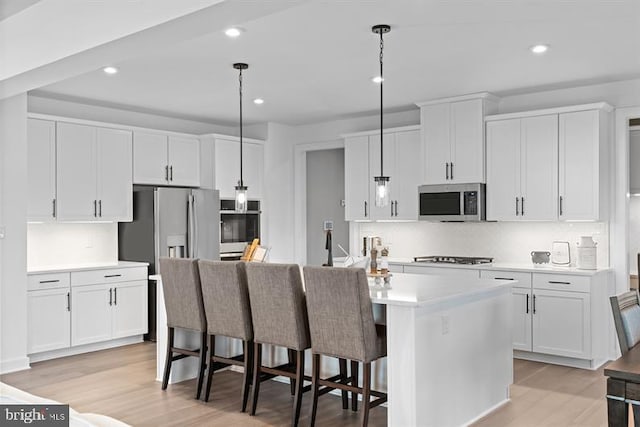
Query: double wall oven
[{"left": 219, "top": 199, "right": 261, "bottom": 260}]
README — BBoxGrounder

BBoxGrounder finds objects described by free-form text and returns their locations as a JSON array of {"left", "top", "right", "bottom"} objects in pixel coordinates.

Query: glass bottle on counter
[
  {"left": 380, "top": 247, "right": 389, "bottom": 274},
  {"left": 370, "top": 246, "right": 378, "bottom": 274}
]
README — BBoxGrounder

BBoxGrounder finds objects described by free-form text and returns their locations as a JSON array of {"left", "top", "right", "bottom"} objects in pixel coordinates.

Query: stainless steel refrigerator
[{"left": 118, "top": 186, "right": 220, "bottom": 341}]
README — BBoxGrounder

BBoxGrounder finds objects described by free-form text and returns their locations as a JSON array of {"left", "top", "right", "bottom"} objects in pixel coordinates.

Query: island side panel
[{"left": 387, "top": 287, "right": 512, "bottom": 427}]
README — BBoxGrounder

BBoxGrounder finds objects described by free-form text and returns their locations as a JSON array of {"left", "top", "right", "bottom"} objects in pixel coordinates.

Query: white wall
[
  {"left": 27, "top": 223, "right": 118, "bottom": 271},
  {"left": 358, "top": 221, "right": 609, "bottom": 267},
  {"left": 0, "top": 93, "right": 29, "bottom": 373},
  {"left": 263, "top": 123, "right": 297, "bottom": 262}
]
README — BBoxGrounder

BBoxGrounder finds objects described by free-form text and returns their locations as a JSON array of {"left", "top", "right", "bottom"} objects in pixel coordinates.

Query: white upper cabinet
[
  {"left": 133, "top": 132, "right": 168, "bottom": 184},
  {"left": 56, "top": 123, "right": 98, "bottom": 221},
  {"left": 27, "top": 118, "right": 57, "bottom": 221},
  {"left": 344, "top": 135, "right": 370, "bottom": 221},
  {"left": 96, "top": 128, "right": 133, "bottom": 221},
  {"left": 343, "top": 126, "right": 422, "bottom": 221},
  {"left": 559, "top": 109, "right": 609, "bottom": 221},
  {"left": 56, "top": 122, "right": 133, "bottom": 222},
  {"left": 393, "top": 130, "right": 422, "bottom": 220},
  {"left": 486, "top": 115, "right": 558, "bottom": 221},
  {"left": 168, "top": 136, "right": 200, "bottom": 187},
  {"left": 418, "top": 94, "right": 498, "bottom": 185},
  {"left": 486, "top": 103, "right": 611, "bottom": 222},
  {"left": 214, "top": 137, "right": 264, "bottom": 200},
  {"left": 133, "top": 132, "right": 200, "bottom": 187}
]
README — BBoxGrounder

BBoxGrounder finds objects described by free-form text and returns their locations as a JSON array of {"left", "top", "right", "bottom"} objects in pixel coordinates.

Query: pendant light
[
  {"left": 372, "top": 24, "right": 390, "bottom": 208},
  {"left": 233, "top": 62, "right": 249, "bottom": 213}
]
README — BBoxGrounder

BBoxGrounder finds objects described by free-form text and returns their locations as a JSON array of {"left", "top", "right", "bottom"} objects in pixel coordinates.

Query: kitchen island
[
  {"left": 155, "top": 271, "right": 513, "bottom": 427},
  {"left": 372, "top": 273, "right": 513, "bottom": 427}
]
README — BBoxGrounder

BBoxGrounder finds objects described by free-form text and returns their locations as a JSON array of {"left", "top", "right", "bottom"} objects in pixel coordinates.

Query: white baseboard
[
  {"left": 514, "top": 350, "right": 610, "bottom": 370},
  {"left": 0, "top": 356, "right": 31, "bottom": 374},
  {"left": 463, "top": 398, "right": 510, "bottom": 426},
  {"left": 29, "top": 336, "right": 143, "bottom": 363}
]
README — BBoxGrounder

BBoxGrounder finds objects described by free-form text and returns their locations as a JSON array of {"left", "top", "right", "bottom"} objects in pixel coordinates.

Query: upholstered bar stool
[
  {"left": 158, "top": 257, "right": 207, "bottom": 399},
  {"left": 245, "top": 263, "right": 312, "bottom": 427},
  {"left": 303, "top": 266, "right": 387, "bottom": 427},
  {"left": 197, "top": 260, "right": 253, "bottom": 411}
]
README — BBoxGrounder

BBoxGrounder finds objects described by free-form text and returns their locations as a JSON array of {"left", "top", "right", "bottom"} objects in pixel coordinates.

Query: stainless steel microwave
[{"left": 418, "top": 183, "right": 485, "bottom": 221}]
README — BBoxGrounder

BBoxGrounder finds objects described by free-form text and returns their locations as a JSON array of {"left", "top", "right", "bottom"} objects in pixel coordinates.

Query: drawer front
[
  {"left": 71, "top": 267, "right": 148, "bottom": 286},
  {"left": 27, "top": 272, "right": 71, "bottom": 291},
  {"left": 480, "top": 270, "right": 532, "bottom": 289},
  {"left": 388, "top": 263, "right": 404, "bottom": 273},
  {"left": 533, "top": 273, "right": 590, "bottom": 292},
  {"left": 403, "top": 265, "right": 480, "bottom": 279}
]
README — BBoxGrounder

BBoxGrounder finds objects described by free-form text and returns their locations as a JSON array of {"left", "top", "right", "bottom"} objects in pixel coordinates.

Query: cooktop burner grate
[{"left": 413, "top": 256, "right": 494, "bottom": 265}]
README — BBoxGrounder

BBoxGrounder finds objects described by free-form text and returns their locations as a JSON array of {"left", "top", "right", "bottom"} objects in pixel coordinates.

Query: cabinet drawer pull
[
  {"left": 548, "top": 281, "right": 571, "bottom": 285},
  {"left": 165, "top": 165, "right": 169, "bottom": 181},
  {"left": 104, "top": 274, "right": 122, "bottom": 278},
  {"left": 526, "top": 294, "right": 529, "bottom": 314},
  {"left": 109, "top": 288, "right": 113, "bottom": 306},
  {"left": 94, "top": 200, "right": 97, "bottom": 217},
  {"left": 445, "top": 162, "right": 450, "bottom": 180},
  {"left": 66, "top": 292, "right": 71, "bottom": 312},
  {"left": 521, "top": 197, "right": 525, "bottom": 216},
  {"left": 98, "top": 200, "right": 102, "bottom": 217},
  {"left": 170, "top": 165, "right": 173, "bottom": 181},
  {"left": 515, "top": 197, "right": 519, "bottom": 216},
  {"left": 533, "top": 294, "right": 536, "bottom": 314},
  {"left": 450, "top": 162, "right": 454, "bottom": 180},
  {"left": 559, "top": 196, "right": 564, "bottom": 216},
  {"left": 391, "top": 202, "right": 394, "bottom": 216},
  {"left": 52, "top": 199, "right": 56, "bottom": 218},
  {"left": 495, "top": 277, "right": 514, "bottom": 281},
  {"left": 364, "top": 201, "right": 368, "bottom": 217},
  {"left": 39, "top": 279, "right": 60, "bottom": 284},
  {"left": 394, "top": 200, "right": 398, "bottom": 217}
]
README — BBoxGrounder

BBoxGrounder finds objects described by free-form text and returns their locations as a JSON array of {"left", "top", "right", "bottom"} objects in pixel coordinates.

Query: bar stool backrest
[
  {"left": 303, "top": 266, "right": 378, "bottom": 363},
  {"left": 611, "top": 289, "right": 640, "bottom": 355},
  {"left": 198, "top": 260, "right": 253, "bottom": 341},
  {"left": 159, "top": 257, "right": 206, "bottom": 332},
  {"left": 245, "top": 263, "right": 310, "bottom": 351}
]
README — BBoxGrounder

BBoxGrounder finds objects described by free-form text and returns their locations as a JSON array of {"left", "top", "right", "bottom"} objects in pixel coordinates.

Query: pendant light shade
[
  {"left": 372, "top": 24, "right": 391, "bottom": 208},
  {"left": 233, "top": 62, "right": 249, "bottom": 213}
]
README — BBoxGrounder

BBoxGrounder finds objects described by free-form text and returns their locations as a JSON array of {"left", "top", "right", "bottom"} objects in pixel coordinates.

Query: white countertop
[
  {"left": 387, "top": 259, "right": 610, "bottom": 276},
  {"left": 28, "top": 261, "right": 149, "bottom": 274},
  {"left": 368, "top": 272, "right": 512, "bottom": 307}
]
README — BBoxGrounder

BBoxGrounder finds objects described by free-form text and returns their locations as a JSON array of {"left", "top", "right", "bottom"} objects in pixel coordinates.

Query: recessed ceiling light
[
  {"left": 530, "top": 44, "right": 549, "bottom": 54},
  {"left": 253, "top": 98, "right": 264, "bottom": 105},
  {"left": 103, "top": 66, "right": 119, "bottom": 75},
  {"left": 372, "top": 76, "right": 384, "bottom": 84},
  {"left": 225, "top": 27, "right": 242, "bottom": 38}
]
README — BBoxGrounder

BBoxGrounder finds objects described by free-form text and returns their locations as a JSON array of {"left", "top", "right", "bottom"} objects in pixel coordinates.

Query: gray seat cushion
[
  {"left": 198, "top": 260, "right": 253, "bottom": 341},
  {"left": 159, "top": 257, "right": 206, "bottom": 332},
  {"left": 621, "top": 304, "right": 640, "bottom": 349},
  {"left": 303, "top": 266, "right": 385, "bottom": 363},
  {"left": 245, "top": 263, "right": 311, "bottom": 351}
]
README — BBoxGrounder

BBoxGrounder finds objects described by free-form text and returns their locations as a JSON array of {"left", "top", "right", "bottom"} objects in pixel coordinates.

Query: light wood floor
[{"left": 0, "top": 342, "right": 612, "bottom": 426}]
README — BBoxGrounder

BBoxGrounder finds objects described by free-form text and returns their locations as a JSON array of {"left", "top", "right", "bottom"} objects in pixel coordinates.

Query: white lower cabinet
[
  {"left": 481, "top": 269, "right": 609, "bottom": 365},
  {"left": 27, "top": 288, "right": 71, "bottom": 353},
  {"left": 27, "top": 266, "right": 148, "bottom": 357},
  {"left": 403, "top": 265, "right": 479, "bottom": 279}
]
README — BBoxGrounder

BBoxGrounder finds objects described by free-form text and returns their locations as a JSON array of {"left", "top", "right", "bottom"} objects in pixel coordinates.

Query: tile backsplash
[
  {"left": 357, "top": 221, "right": 609, "bottom": 267},
  {"left": 27, "top": 223, "right": 118, "bottom": 270}
]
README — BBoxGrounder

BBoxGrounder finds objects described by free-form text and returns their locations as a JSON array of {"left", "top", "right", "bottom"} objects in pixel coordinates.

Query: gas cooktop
[{"left": 413, "top": 256, "right": 494, "bottom": 265}]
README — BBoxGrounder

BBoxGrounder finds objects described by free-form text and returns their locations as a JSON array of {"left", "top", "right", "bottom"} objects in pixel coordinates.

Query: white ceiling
[
  {"left": 0, "top": 0, "right": 41, "bottom": 21},
  {"left": 34, "top": 0, "right": 640, "bottom": 126}
]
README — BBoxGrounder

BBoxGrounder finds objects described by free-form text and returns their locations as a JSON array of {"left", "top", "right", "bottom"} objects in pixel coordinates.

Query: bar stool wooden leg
[
  {"left": 292, "top": 350, "right": 305, "bottom": 427},
  {"left": 339, "top": 358, "right": 348, "bottom": 409},
  {"left": 250, "top": 342, "right": 262, "bottom": 416},
  {"left": 195, "top": 331, "right": 207, "bottom": 400},
  {"left": 361, "top": 362, "right": 371, "bottom": 427},
  {"left": 288, "top": 349, "right": 296, "bottom": 396},
  {"left": 241, "top": 340, "right": 253, "bottom": 412},
  {"left": 351, "top": 360, "right": 359, "bottom": 411},
  {"left": 203, "top": 335, "right": 216, "bottom": 402},
  {"left": 310, "top": 353, "right": 321, "bottom": 427},
  {"left": 161, "top": 327, "right": 174, "bottom": 390}
]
